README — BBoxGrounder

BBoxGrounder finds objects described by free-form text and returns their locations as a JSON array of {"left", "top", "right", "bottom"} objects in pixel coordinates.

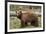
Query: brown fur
[{"left": 16, "top": 11, "right": 38, "bottom": 27}]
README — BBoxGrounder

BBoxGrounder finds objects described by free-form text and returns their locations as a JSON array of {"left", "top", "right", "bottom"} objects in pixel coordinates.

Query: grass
[
  {"left": 10, "top": 17, "right": 41, "bottom": 29},
  {"left": 10, "top": 17, "right": 21, "bottom": 29}
]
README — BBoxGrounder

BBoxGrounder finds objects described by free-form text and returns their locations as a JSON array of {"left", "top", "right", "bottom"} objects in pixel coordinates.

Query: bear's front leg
[{"left": 21, "top": 20, "right": 26, "bottom": 28}]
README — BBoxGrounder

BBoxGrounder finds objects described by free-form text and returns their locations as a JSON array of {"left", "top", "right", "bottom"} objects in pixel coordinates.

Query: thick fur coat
[{"left": 16, "top": 11, "right": 38, "bottom": 27}]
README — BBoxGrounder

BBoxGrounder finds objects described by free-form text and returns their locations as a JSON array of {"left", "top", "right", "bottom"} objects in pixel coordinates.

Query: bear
[{"left": 16, "top": 10, "right": 39, "bottom": 28}]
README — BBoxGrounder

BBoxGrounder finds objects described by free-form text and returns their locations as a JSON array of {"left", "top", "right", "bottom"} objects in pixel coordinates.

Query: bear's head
[{"left": 16, "top": 10, "right": 22, "bottom": 19}]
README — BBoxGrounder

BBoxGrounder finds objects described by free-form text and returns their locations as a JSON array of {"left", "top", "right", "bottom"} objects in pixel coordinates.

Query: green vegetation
[{"left": 10, "top": 17, "right": 21, "bottom": 29}]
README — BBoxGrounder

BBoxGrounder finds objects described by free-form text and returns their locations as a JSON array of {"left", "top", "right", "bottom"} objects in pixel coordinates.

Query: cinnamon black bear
[{"left": 16, "top": 11, "right": 39, "bottom": 28}]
